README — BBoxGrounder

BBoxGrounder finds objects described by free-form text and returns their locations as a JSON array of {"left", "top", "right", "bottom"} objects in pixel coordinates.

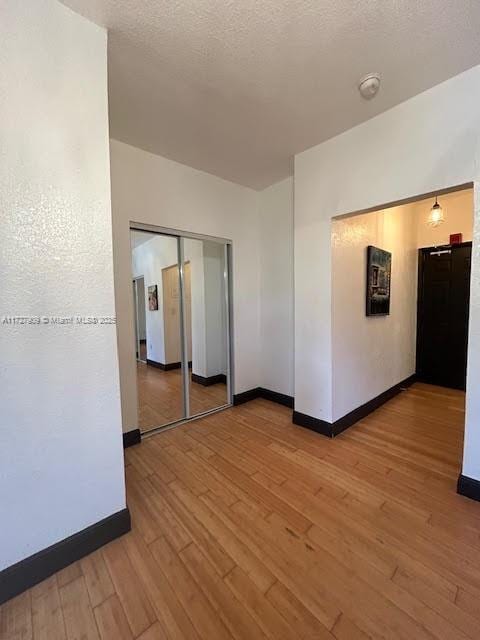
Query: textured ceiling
[{"left": 62, "top": 0, "right": 480, "bottom": 189}]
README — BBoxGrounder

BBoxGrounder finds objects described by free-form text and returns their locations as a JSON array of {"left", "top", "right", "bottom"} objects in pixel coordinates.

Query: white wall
[
  {"left": 0, "top": 0, "right": 125, "bottom": 570},
  {"left": 259, "top": 178, "right": 295, "bottom": 396},
  {"left": 294, "top": 64, "right": 480, "bottom": 480},
  {"left": 332, "top": 206, "right": 418, "bottom": 420},
  {"left": 111, "top": 139, "right": 261, "bottom": 432}
]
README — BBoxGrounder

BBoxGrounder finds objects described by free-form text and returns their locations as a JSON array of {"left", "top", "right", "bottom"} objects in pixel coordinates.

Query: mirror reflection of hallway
[
  {"left": 130, "top": 228, "right": 231, "bottom": 433},
  {"left": 185, "top": 237, "right": 229, "bottom": 416}
]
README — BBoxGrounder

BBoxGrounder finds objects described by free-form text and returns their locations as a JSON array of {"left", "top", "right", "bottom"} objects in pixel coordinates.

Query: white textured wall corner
[
  {"left": 0, "top": 1, "right": 125, "bottom": 570},
  {"left": 110, "top": 139, "right": 261, "bottom": 432},
  {"left": 295, "top": 64, "right": 480, "bottom": 478},
  {"left": 259, "top": 177, "right": 294, "bottom": 397}
]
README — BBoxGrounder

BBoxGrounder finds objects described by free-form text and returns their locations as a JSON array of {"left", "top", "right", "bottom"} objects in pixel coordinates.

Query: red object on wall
[{"left": 450, "top": 233, "right": 463, "bottom": 245}]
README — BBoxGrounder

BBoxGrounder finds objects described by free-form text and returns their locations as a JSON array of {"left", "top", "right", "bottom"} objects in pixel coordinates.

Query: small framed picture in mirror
[{"left": 148, "top": 285, "right": 158, "bottom": 311}]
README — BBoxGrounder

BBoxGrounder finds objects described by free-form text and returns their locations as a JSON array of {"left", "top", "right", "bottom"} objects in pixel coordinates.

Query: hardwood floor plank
[
  {"left": 202, "top": 495, "right": 341, "bottom": 630},
  {"left": 149, "top": 537, "right": 233, "bottom": 640},
  {"left": 59, "top": 576, "right": 99, "bottom": 640},
  {"left": 93, "top": 595, "right": 133, "bottom": 640},
  {"left": 56, "top": 563, "right": 82, "bottom": 589},
  {"left": 126, "top": 480, "right": 165, "bottom": 544},
  {"left": 257, "top": 474, "right": 399, "bottom": 581},
  {"left": 224, "top": 566, "right": 297, "bottom": 640},
  {"left": 179, "top": 542, "right": 269, "bottom": 640},
  {"left": 31, "top": 576, "right": 66, "bottom": 640},
  {"left": 135, "top": 440, "right": 177, "bottom": 484},
  {"left": 136, "top": 622, "right": 169, "bottom": 640},
  {"left": 147, "top": 443, "right": 209, "bottom": 496},
  {"left": 265, "top": 580, "right": 335, "bottom": 640},
  {"left": 80, "top": 550, "right": 115, "bottom": 609},
  {"left": 392, "top": 566, "right": 479, "bottom": 640},
  {"left": 455, "top": 587, "right": 480, "bottom": 622},
  {"left": 331, "top": 613, "right": 373, "bottom": 640},
  {"left": 122, "top": 532, "right": 200, "bottom": 640},
  {"left": 165, "top": 444, "right": 239, "bottom": 505},
  {"left": 142, "top": 478, "right": 193, "bottom": 552},
  {"left": 207, "top": 453, "right": 312, "bottom": 532},
  {"left": 149, "top": 473, "right": 236, "bottom": 577},
  {"left": 102, "top": 539, "right": 156, "bottom": 637},
  {"left": 229, "top": 501, "right": 431, "bottom": 640},
  {"left": 0, "top": 591, "right": 32, "bottom": 640},
  {"left": 340, "top": 494, "right": 480, "bottom": 596},
  {"left": 169, "top": 481, "right": 277, "bottom": 592}
]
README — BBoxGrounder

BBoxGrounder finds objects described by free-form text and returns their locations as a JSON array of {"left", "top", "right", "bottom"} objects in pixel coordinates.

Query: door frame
[
  {"left": 415, "top": 241, "right": 472, "bottom": 388},
  {"left": 129, "top": 222, "right": 234, "bottom": 436}
]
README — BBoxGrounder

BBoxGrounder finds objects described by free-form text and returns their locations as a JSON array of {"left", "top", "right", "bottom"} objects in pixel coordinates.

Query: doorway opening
[
  {"left": 130, "top": 224, "right": 233, "bottom": 434},
  {"left": 330, "top": 184, "right": 473, "bottom": 470}
]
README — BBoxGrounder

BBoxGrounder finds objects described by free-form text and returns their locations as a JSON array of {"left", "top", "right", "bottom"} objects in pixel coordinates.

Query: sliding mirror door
[
  {"left": 130, "top": 230, "right": 185, "bottom": 431},
  {"left": 131, "top": 226, "right": 232, "bottom": 434},
  {"left": 184, "top": 238, "right": 230, "bottom": 416}
]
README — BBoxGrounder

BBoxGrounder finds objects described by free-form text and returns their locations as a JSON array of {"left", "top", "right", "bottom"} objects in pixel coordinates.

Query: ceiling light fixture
[
  {"left": 358, "top": 73, "right": 381, "bottom": 100},
  {"left": 428, "top": 196, "right": 445, "bottom": 227}
]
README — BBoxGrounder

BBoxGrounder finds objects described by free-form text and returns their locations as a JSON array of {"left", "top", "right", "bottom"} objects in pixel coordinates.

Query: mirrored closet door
[
  {"left": 130, "top": 225, "right": 232, "bottom": 434},
  {"left": 183, "top": 237, "right": 230, "bottom": 416}
]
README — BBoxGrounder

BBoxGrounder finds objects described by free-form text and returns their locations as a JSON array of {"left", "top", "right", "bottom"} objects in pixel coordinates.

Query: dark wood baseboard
[
  {"left": 293, "top": 374, "right": 417, "bottom": 438},
  {"left": 233, "top": 387, "right": 294, "bottom": 408},
  {"left": 146, "top": 359, "right": 192, "bottom": 371},
  {"left": 292, "top": 411, "right": 333, "bottom": 436},
  {"left": 0, "top": 508, "right": 131, "bottom": 605},
  {"left": 191, "top": 373, "right": 227, "bottom": 386},
  {"left": 233, "top": 388, "right": 262, "bottom": 405},
  {"left": 259, "top": 388, "right": 294, "bottom": 408},
  {"left": 457, "top": 474, "right": 480, "bottom": 502},
  {"left": 123, "top": 429, "right": 141, "bottom": 448},
  {"left": 146, "top": 358, "right": 180, "bottom": 371}
]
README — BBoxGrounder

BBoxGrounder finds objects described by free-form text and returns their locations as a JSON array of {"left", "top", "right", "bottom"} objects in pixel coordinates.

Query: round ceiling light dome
[{"left": 358, "top": 73, "right": 381, "bottom": 99}]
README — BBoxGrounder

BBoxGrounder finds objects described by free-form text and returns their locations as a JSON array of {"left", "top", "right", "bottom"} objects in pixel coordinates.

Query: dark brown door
[{"left": 416, "top": 242, "right": 471, "bottom": 390}]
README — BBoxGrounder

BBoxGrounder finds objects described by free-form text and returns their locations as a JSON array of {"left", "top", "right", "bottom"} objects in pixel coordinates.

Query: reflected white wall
[{"left": 131, "top": 235, "right": 227, "bottom": 377}]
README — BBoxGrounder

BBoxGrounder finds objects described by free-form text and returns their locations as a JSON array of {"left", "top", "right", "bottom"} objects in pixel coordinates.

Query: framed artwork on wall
[
  {"left": 148, "top": 285, "right": 158, "bottom": 311},
  {"left": 366, "top": 246, "right": 391, "bottom": 316}
]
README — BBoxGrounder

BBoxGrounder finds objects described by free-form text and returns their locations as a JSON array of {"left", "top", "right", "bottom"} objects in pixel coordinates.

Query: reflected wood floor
[
  {"left": 137, "top": 362, "right": 227, "bottom": 432},
  {"left": 3, "top": 383, "right": 480, "bottom": 640}
]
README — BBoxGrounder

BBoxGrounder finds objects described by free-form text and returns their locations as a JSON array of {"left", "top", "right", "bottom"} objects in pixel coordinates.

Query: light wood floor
[
  {"left": 4, "top": 383, "right": 480, "bottom": 640},
  {"left": 137, "top": 363, "right": 228, "bottom": 432}
]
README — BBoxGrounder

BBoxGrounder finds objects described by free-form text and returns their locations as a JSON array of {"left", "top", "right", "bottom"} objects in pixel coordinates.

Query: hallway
[{"left": 3, "top": 383, "right": 479, "bottom": 640}]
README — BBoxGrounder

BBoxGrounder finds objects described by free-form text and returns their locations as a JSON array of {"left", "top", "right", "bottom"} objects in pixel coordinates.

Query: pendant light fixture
[{"left": 428, "top": 196, "right": 445, "bottom": 227}]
